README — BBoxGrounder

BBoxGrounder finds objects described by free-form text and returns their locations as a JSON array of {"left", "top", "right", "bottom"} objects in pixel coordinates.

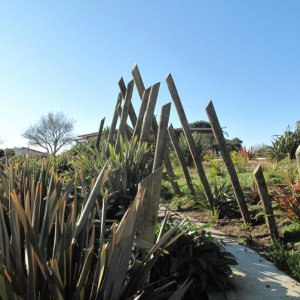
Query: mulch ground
[{"left": 174, "top": 209, "right": 273, "bottom": 253}]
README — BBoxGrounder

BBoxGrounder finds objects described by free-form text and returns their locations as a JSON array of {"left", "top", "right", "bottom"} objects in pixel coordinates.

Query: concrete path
[
  {"left": 161, "top": 209, "right": 300, "bottom": 299},
  {"left": 200, "top": 225, "right": 300, "bottom": 299},
  {"left": 208, "top": 228, "right": 300, "bottom": 299}
]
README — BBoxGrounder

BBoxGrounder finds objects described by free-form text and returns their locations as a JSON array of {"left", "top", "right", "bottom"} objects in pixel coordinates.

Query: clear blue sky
[{"left": 1, "top": 1, "right": 300, "bottom": 149}]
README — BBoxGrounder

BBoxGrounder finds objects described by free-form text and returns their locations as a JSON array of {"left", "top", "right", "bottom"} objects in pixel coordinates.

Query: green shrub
[
  {"left": 282, "top": 222, "right": 300, "bottom": 242},
  {"left": 0, "top": 159, "right": 192, "bottom": 299},
  {"left": 0, "top": 132, "right": 241, "bottom": 299},
  {"left": 210, "top": 178, "right": 240, "bottom": 219},
  {"left": 5, "top": 148, "right": 15, "bottom": 158},
  {"left": 270, "top": 125, "right": 300, "bottom": 162},
  {"left": 230, "top": 151, "right": 248, "bottom": 173},
  {"left": 152, "top": 221, "right": 237, "bottom": 299},
  {"left": 208, "top": 160, "right": 226, "bottom": 177},
  {"left": 268, "top": 242, "right": 300, "bottom": 282},
  {"left": 178, "top": 133, "right": 210, "bottom": 165}
]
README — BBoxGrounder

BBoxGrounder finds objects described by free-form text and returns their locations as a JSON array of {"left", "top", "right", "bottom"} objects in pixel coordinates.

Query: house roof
[
  {"left": 174, "top": 127, "right": 212, "bottom": 133},
  {"left": 76, "top": 132, "right": 99, "bottom": 139},
  {"left": 14, "top": 147, "right": 46, "bottom": 155}
]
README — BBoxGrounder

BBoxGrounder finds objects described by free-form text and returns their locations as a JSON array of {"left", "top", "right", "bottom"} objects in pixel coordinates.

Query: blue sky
[{"left": 1, "top": 1, "right": 300, "bottom": 149}]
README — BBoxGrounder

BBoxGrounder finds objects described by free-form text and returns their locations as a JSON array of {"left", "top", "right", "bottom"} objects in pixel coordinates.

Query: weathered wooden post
[
  {"left": 116, "top": 103, "right": 132, "bottom": 140},
  {"left": 131, "top": 64, "right": 146, "bottom": 99},
  {"left": 166, "top": 74, "right": 214, "bottom": 209},
  {"left": 254, "top": 164, "right": 279, "bottom": 241},
  {"left": 168, "top": 124, "right": 195, "bottom": 195},
  {"left": 132, "top": 65, "right": 181, "bottom": 195},
  {"left": 96, "top": 118, "right": 105, "bottom": 150},
  {"left": 118, "top": 77, "right": 137, "bottom": 128},
  {"left": 206, "top": 100, "right": 251, "bottom": 224},
  {"left": 132, "top": 87, "right": 151, "bottom": 139},
  {"left": 139, "top": 83, "right": 160, "bottom": 146},
  {"left": 153, "top": 103, "right": 171, "bottom": 172},
  {"left": 137, "top": 168, "right": 163, "bottom": 244},
  {"left": 115, "top": 80, "right": 134, "bottom": 152},
  {"left": 108, "top": 93, "right": 122, "bottom": 145},
  {"left": 132, "top": 64, "right": 159, "bottom": 136}
]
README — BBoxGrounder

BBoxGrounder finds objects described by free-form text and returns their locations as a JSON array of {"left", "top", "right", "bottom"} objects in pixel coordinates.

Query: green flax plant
[
  {"left": 152, "top": 223, "right": 237, "bottom": 299},
  {"left": 178, "top": 134, "right": 210, "bottom": 165},
  {"left": 0, "top": 158, "right": 193, "bottom": 299},
  {"left": 72, "top": 137, "right": 152, "bottom": 219},
  {"left": 270, "top": 125, "right": 300, "bottom": 162}
]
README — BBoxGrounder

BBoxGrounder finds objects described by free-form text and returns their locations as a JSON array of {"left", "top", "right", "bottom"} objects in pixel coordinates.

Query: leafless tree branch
[{"left": 22, "top": 112, "right": 75, "bottom": 156}]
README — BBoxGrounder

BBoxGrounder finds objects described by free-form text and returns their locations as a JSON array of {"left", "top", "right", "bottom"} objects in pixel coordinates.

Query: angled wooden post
[
  {"left": 153, "top": 103, "right": 171, "bottom": 172},
  {"left": 132, "top": 65, "right": 181, "bottom": 195},
  {"left": 206, "top": 100, "right": 251, "bottom": 224},
  {"left": 166, "top": 74, "right": 214, "bottom": 209},
  {"left": 131, "top": 64, "right": 146, "bottom": 99},
  {"left": 139, "top": 83, "right": 160, "bottom": 146},
  {"left": 254, "top": 165, "right": 279, "bottom": 241},
  {"left": 137, "top": 168, "right": 163, "bottom": 244},
  {"left": 168, "top": 124, "right": 195, "bottom": 195},
  {"left": 107, "top": 93, "right": 122, "bottom": 146},
  {"left": 96, "top": 118, "right": 105, "bottom": 150},
  {"left": 115, "top": 80, "right": 134, "bottom": 152},
  {"left": 132, "top": 87, "right": 151, "bottom": 139},
  {"left": 118, "top": 77, "right": 137, "bottom": 128},
  {"left": 132, "top": 64, "right": 159, "bottom": 136},
  {"left": 115, "top": 104, "right": 132, "bottom": 143}
]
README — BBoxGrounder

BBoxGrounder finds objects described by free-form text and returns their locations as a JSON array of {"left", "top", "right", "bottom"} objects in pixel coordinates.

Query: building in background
[
  {"left": 13, "top": 147, "right": 46, "bottom": 157},
  {"left": 75, "top": 120, "right": 242, "bottom": 152}
]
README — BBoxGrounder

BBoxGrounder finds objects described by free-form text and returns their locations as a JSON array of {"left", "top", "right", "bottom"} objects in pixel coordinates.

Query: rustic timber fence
[{"left": 92, "top": 64, "right": 293, "bottom": 241}]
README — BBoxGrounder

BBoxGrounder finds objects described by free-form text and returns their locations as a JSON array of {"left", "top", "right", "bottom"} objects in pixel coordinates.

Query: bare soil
[{"left": 175, "top": 209, "right": 272, "bottom": 252}]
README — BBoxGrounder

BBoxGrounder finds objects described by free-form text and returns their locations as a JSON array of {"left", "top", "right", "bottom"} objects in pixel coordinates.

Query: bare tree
[{"left": 23, "top": 112, "right": 74, "bottom": 156}]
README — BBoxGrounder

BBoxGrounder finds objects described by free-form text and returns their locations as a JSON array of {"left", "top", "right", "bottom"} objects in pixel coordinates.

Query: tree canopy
[{"left": 23, "top": 112, "right": 74, "bottom": 156}]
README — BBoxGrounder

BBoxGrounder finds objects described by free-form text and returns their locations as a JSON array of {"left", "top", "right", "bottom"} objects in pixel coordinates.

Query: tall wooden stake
[
  {"left": 139, "top": 83, "right": 160, "bottom": 145},
  {"left": 132, "top": 65, "right": 181, "bottom": 195},
  {"left": 206, "top": 100, "right": 251, "bottom": 224},
  {"left": 137, "top": 168, "right": 163, "bottom": 244},
  {"left": 254, "top": 164, "right": 279, "bottom": 241},
  {"left": 168, "top": 124, "right": 195, "bottom": 195},
  {"left": 118, "top": 77, "right": 137, "bottom": 128},
  {"left": 96, "top": 118, "right": 105, "bottom": 150},
  {"left": 166, "top": 74, "right": 214, "bottom": 209},
  {"left": 108, "top": 93, "right": 122, "bottom": 145},
  {"left": 132, "top": 88, "right": 151, "bottom": 139},
  {"left": 115, "top": 80, "right": 134, "bottom": 152},
  {"left": 153, "top": 103, "right": 171, "bottom": 172}
]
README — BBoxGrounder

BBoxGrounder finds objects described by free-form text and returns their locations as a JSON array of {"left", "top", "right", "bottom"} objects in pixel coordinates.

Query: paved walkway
[
  {"left": 198, "top": 222, "right": 300, "bottom": 299},
  {"left": 208, "top": 228, "right": 300, "bottom": 299},
  {"left": 161, "top": 209, "right": 300, "bottom": 299}
]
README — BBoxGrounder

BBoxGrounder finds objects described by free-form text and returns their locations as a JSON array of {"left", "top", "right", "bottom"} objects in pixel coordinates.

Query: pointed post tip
[
  {"left": 254, "top": 164, "right": 262, "bottom": 175},
  {"left": 206, "top": 99, "right": 213, "bottom": 107},
  {"left": 152, "top": 82, "right": 161, "bottom": 89},
  {"left": 131, "top": 63, "right": 138, "bottom": 71},
  {"left": 163, "top": 102, "right": 171, "bottom": 108},
  {"left": 166, "top": 73, "right": 173, "bottom": 83}
]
